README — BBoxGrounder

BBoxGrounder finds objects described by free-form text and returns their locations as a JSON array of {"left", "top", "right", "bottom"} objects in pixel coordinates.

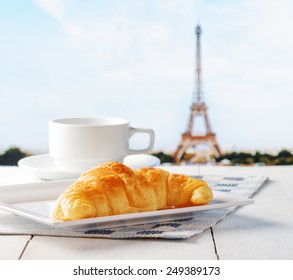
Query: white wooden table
[{"left": 0, "top": 165, "right": 292, "bottom": 260}]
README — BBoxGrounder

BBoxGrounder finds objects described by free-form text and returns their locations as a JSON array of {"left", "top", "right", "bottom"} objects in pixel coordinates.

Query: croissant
[{"left": 52, "top": 162, "right": 213, "bottom": 221}]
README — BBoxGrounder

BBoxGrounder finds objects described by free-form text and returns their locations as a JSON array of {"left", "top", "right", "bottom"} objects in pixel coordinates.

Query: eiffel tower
[{"left": 174, "top": 25, "right": 222, "bottom": 164}]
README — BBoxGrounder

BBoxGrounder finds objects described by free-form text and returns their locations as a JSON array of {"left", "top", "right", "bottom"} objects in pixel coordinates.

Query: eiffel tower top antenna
[{"left": 195, "top": 25, "right": 202, "bottom": 105}]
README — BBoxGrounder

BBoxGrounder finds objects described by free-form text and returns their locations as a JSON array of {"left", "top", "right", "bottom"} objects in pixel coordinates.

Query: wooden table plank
[
  {"left": 20, "top": 232, "right": 217, "bottom": 260},
  {"left": 0, "top": 235, "right": 32, "bottom": 260},
  {"left": 201, "top": 166, "right": 293, "bottom": 259},
  {"left": 168, "top": 165, "right": 293, "bottom": 259}
]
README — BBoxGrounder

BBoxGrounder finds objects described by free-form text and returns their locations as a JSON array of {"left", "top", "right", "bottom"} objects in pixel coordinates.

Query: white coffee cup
[{"left": 49, "top": 117, "right": 155, "bottom": 172}]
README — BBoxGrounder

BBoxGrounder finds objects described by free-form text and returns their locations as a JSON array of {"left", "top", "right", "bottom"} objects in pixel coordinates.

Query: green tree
[
  {"left": 0, "top": 147, "right": 27, "bottom": 166},
  {"left": 152, "top": 152, "right": 173, "bottom": 164},
  {"left": 278, "top": 149, "right": 292, "bottom": 157}
]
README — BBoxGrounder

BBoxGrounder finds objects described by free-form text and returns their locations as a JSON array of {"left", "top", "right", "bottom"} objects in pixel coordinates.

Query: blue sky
[{"left": 0, "top": 0, "right": 293, "bottom": 153}]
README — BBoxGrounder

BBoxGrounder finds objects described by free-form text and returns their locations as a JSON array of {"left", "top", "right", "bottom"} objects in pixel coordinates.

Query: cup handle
[{"left": 128, "top": 127, "right": 155, "bottom": 154}]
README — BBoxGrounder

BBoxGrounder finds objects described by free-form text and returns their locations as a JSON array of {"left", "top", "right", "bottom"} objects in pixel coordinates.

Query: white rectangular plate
[{"left": 0, "top": 179, "right": 254, "bottom": 231}]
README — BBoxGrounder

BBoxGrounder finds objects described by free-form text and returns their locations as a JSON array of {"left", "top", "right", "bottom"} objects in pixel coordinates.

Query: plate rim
[{"left": 0, "top": 190, "right": 254, "bottom": 229}]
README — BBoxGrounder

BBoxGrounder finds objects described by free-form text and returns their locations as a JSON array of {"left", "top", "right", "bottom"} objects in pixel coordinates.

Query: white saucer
[{"left": 18, "top": 154, "right": 160, "bottom": 181}]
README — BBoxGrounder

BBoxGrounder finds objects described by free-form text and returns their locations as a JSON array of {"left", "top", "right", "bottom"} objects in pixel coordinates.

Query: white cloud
[
  {"left": 32, "top": 0, "right": 293, "bottom": 152},
  {"left": 2, "top": 0, "right": 293, "bottom": 152},
  {"left": 33, "top": 2, "right": 194, "bottom": 101},
  {"left": 158, "top": 0, "right": 198, "bottom": 15},
  {"left": 33, "top": 0, "right": 68, "bottom": 22}
]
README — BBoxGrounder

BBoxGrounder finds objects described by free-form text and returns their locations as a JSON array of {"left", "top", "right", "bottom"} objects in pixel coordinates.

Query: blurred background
[{"left": 0, "top": 0, "right": 293, "bottom": 165}]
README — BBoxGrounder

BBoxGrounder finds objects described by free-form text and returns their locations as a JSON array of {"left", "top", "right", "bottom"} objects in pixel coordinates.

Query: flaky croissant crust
[{"left": 52, "top": 162, "right": 213, "bottom": 221}]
